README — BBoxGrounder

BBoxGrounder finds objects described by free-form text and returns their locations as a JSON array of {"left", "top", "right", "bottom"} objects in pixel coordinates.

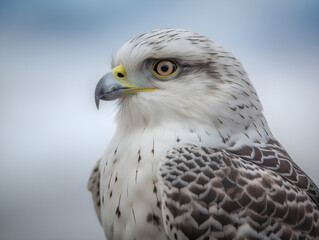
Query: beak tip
[{"left": 95, "top": 95, "right": 100, "bottom": 110}]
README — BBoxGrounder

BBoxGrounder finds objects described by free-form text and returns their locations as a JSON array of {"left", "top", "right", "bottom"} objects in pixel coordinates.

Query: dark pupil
[
  {"left": 117, "top": 73, "right": 124, "bottom": 78},
  {"left": 161, "top": 65, "right": 169, "bottom": 72}
]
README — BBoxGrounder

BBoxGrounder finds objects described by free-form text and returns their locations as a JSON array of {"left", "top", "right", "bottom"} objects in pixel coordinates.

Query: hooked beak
[
  {"left": 94, "top": 72, "right": 128, "bottom": 109},
  {"left": 95, "top": 64, "right": 157, "bottom": 109}
]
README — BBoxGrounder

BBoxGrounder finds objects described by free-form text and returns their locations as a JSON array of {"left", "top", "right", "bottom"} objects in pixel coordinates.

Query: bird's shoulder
[
  {"left": 229, "top": 139, "right": 319, "bottom": 206},
  {"left": 158, "top": 143, "right": 319, "bottom": 239}
]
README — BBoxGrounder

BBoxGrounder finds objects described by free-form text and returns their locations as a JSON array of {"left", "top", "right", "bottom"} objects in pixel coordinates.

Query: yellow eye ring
[{"left": 152, "top": 60, "right": 178, "bottom": 77}]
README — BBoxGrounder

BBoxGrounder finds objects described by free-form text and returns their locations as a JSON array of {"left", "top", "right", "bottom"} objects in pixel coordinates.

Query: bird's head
[{"left": 95, "top": 29, "right": 266, "bottom": 133}]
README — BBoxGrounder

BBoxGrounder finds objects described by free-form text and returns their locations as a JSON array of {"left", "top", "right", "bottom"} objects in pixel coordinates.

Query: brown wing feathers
[{"left": 159, "top": 144, "right": 319, "bottom": 239}]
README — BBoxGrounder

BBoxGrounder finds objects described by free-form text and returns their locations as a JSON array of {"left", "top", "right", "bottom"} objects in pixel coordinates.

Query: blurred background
[{"left": 0, "top": 0, "right": 318, "bottom": 239}]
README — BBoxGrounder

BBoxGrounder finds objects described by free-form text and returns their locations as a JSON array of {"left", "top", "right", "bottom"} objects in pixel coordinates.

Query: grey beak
[{"left": 94, "top": 72, "right": 128, "bottom": 109}]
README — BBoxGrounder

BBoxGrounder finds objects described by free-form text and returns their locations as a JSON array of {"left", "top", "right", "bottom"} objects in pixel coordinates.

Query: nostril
[{"left": 117, "top": 73, "right": 125, "bottom": 78}]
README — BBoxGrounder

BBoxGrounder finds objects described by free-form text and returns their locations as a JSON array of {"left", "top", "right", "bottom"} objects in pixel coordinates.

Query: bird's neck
[
  {"left": 115, "top": 89, "right": 274, "bottom": 150},
  {"left": 114, "top": 113, "right": 274, "bottom": 155}
]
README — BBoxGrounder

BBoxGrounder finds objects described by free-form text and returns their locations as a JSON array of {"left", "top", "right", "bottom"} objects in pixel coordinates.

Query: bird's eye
[{"left": 153, "top": 60, "right": 178, "bottom": 77}]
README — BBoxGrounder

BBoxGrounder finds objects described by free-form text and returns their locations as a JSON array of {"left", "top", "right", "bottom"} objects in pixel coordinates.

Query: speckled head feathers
[{"left": 112, "top": 29, "right": 270, "bottom": 141}]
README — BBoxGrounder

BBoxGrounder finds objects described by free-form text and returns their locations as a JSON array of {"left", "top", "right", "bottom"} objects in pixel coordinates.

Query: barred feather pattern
[{"left": 159, "top": 143, "right": 319, "bottom": 240}]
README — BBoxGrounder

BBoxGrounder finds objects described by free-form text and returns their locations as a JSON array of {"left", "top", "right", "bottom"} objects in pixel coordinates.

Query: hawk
[{"left": 88, "top": 29, "right": 319, "bottom": 239}]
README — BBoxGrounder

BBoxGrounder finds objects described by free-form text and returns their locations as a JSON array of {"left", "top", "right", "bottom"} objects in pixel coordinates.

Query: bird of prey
[{"left": 88, "top": 29, "right": 319, "bottom": 239}]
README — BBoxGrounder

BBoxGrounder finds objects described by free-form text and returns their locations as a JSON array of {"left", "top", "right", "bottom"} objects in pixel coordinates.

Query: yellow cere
[
  {"left": 112, "top": 64, "right": 157, "bottom": 92},
  {"left": 112, "top": 64, "right": 135, "bottom": 88}
]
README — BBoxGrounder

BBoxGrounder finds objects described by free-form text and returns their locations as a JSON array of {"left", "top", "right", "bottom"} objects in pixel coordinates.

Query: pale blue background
[{"left": 1, "top": 1, "right": 318, "bottom": 239}]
